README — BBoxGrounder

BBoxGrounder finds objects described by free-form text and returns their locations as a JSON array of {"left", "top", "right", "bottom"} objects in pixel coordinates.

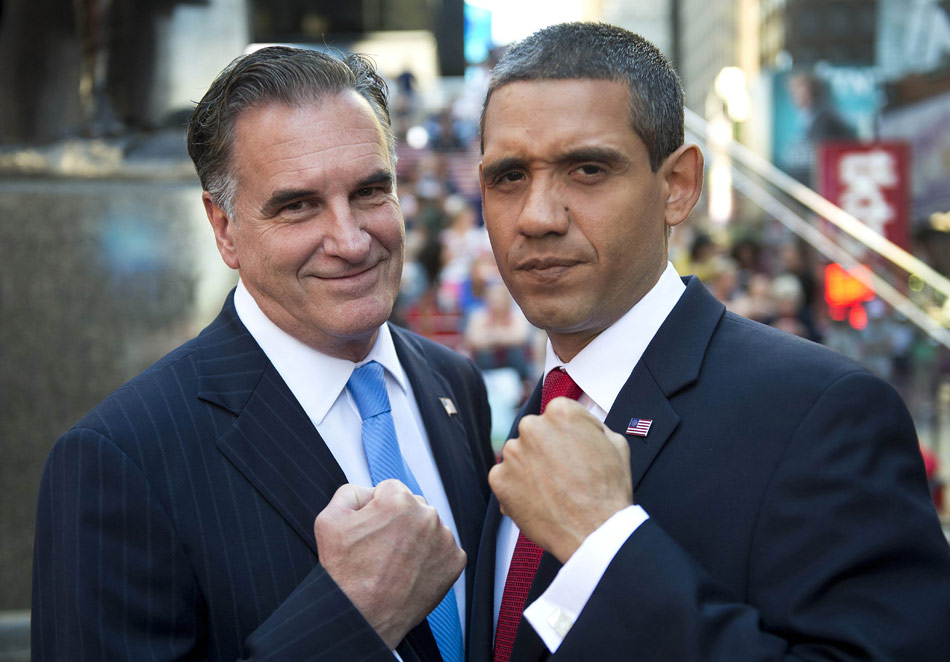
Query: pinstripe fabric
[{"left": 33, "top": 291, "right": 495, "bottom": 661}]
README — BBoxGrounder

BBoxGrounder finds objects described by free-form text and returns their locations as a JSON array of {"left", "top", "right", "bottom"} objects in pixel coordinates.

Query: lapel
[
  {"left": 490, "top": 277, "right": 724, "bottom": 661},
  {"left": 606, "top": 276, "right": 724, "bottom": 489},
  {"left": 469, "top": 493, "right": 504, "bottom": 662},
  {"left": 196, "top": 299, "right": 451, "bottom": 661},
  {"left": 471, "top": 381, "right": 553, "bottom": 662},
  {"left": 198, "top": 292, "right": 348, "bottom": 554},
  {"left": 392, "top": 327, "right": 485, "bottom": 554},
  {"left": 391, "top": 326, "right": 489, "bottom": 629}
]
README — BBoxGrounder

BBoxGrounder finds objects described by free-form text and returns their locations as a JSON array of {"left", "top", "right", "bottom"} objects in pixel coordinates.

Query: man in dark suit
[
  {"left": 470, "top": 22, "right": 950, "bottom": 661},
  {"left": 32, "top": 47, "right": 494, "bottom": 661}
]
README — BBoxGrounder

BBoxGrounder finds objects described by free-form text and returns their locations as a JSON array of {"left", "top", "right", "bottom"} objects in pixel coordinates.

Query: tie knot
[
  {"left": 540, "top": 368, "right": 583, "bottom": 413},
  {"left": 347, "top": 361, "right": 391, "bottom": 420}
]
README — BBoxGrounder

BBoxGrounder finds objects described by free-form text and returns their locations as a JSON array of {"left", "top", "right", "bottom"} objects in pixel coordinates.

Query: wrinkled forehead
[{"left": 229, "top": 95, "right": 395, "bottom": 199}]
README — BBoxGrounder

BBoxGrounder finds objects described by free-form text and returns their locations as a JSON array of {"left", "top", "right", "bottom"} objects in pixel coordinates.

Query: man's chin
[{"left": 519, "top": 298, "right": 584, "bottom": 333}]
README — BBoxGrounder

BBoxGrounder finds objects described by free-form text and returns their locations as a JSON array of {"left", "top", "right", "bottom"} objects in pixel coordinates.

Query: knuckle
[
  {"left": 454, "top": 547, "right": 467, "bottom": 569},
  {"left": 502, "top": 436, "right": 522, "bottom": 459},
  {"left": 488, "top": 462, "right": 503, "bottom": 484},
  {"left": 517, "top": 414, "right": 538, "bottom": 435},
  {"left": 332, "top": 483, "right": 351, "bottom": 498},
  {"left": 423, "top": 502, "right": 439, "bottom": 520},
  {"left": 612, "top": 433, "right": 630, "bottom": 456},
  {"left": 547, "top": 397, "right": 568, "bottom": 413},
  {"left": 379, "top": 477, "right": 407, "bottom": 493}
]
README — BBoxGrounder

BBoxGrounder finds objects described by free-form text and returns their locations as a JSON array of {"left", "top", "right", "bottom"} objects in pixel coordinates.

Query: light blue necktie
[{"left": 347, "top": 360, "right": 463, "bottom": 662}]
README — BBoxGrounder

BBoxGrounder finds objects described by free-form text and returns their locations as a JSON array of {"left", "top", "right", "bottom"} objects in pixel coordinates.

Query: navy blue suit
[
  {"left": 33, "top": 292, "right": 494, "bottom": 661},
  {"left": 470, "top": 276, "right": 950, "bottom": 661}
]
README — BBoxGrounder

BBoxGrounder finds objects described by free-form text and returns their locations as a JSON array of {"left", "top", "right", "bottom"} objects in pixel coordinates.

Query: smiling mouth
[{"left": 314, "top": 261, "right": 385, "bottom": 288}]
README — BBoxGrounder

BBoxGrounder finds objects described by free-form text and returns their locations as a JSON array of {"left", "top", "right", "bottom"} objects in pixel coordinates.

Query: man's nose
[
  {"left": 517, "top": 177, "right": 569, "bottom": 237},
  {"left": 323, "top": 200, "right": 372, "bottom": 260}
]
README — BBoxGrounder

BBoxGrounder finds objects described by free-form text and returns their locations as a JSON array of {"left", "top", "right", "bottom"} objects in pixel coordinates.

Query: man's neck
[{"left": 547, "top": 327, "right": 606, "bottom": 363}]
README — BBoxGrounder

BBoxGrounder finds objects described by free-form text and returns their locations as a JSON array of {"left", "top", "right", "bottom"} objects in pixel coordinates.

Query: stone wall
[{"left": 0, "top": 176, "right": 235, "bottom": 610}]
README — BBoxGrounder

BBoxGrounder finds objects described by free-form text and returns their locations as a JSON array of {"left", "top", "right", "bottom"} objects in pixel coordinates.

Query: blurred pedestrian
[{"left": 464, "top": 280, "right": 532, "bottom": 381}]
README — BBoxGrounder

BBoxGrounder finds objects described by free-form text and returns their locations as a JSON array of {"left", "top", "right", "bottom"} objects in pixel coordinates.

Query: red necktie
[{"left": 493, "top": 368, "right": 583, "bottom": 662}]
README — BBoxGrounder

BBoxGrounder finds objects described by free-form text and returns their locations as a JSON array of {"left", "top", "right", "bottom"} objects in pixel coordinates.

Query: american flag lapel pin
[
  {"left": 439, "top": 397, "right": 458, "bottom": 416},
  {"left": 626, "top": 417, "right": 653, "bottom": 437}
]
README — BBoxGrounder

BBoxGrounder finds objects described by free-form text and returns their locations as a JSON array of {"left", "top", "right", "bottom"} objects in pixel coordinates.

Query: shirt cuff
[{"left": 523, "top": 505, "right": 649, "bottom": 652}]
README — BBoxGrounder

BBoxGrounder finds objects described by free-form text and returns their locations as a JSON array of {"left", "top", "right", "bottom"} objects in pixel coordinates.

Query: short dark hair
[
  {"left": 187, "top": 46, "right": 394, "bottom": 217},
  {"left": 479, "top": 22, "right": 684, "bottom": 171}
]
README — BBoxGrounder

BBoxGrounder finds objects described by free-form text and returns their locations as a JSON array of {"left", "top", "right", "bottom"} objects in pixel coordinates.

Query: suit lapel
[
  {"left": 391, "top": 325, "right": 491, "bottom": 658},
  {"left": 197, "top": 293, "right": 347, "bottom": 554},
  {"left": 612, "top": 276, "right": 724, "bottom": 488},
  {"left": 392, "top": 326, "right": 485, "bottom": 560},
  {"left": 604, "top": 369, "right": 680, "bottom": 490},
  {"left": 469, "top": 493, "right": 503, "bottom": 662},
  {"left": 196, "top": 300, "right": 455, "bottom": 662},
  {"left": 497, "top": 277, "right": 724, "bottom": 659},
  {"left": 472, "top": 382, "right": 554, "bottom": 661}
]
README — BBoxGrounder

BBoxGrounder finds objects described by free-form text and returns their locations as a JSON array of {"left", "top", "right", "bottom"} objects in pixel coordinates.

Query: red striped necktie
[{"left": 492, "top": 368, "right": 583, "bottom": 662}]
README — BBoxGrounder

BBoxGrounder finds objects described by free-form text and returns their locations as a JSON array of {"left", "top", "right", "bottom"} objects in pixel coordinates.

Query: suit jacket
[
  {"left": 32, "top": 291, "right": 495, "bottom": 661},
  {"left": 470, "top": 276, "right": 950, "bottom": 661}
]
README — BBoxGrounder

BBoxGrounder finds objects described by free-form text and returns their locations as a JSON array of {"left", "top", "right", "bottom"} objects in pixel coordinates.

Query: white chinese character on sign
[{"left": 837, "top": 150, "right": 897, "bottom": 234}]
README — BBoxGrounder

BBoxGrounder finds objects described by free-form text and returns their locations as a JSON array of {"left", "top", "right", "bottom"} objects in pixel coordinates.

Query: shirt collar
[
  {"left": 233, "top": 279, "right": 407, "bottom": 425},
  {"left": 543, "top": 262, "right": 685, "bottom": 415}
]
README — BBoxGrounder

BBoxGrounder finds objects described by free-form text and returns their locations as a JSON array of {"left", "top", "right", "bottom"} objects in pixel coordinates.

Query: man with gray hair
[
  {"left": 470, "top": 22, "right": 950, "bottom": 661},
  {"left": 33, "top": 46, "right": 493, "bottom": 661}
]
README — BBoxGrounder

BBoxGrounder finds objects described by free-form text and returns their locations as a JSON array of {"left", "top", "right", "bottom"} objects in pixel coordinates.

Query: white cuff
[{"left": 523, "top": 505, "right": 648, "bottom": 652}]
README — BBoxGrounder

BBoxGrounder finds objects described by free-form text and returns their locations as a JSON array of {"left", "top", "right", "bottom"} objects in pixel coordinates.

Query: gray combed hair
[{"left": 187, "top": 46, "right": 395, "bottom": 218}]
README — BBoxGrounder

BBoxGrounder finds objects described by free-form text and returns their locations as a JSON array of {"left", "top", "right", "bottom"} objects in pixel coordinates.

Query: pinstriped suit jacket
[{"left": 32, "top": 291, "right": 494, "bottom": 661}]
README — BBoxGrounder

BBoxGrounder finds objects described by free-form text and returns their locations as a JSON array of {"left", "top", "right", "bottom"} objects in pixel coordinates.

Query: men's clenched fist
[
  {"left": 489, "top": 397, "right": 633, "bottom": 563},
  {"left": 314, "top": 480, "right": 465, "bottom": 649}
]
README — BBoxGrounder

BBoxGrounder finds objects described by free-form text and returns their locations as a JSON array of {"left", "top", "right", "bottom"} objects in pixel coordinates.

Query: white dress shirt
[
  {"left": 494, "top": 262, "right": 686, "bottom": 652},
  {"left": 233, "top": 280, "right": 467, "bottom": 637}
]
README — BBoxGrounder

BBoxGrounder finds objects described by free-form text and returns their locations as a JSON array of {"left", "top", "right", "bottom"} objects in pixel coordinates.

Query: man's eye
[
  {"left": 278, "top": 199, "right": 318, "bottom": 217},
  {"left": 497, "top": 172, "right": 524, "bottom": 184},
  {"left": 356, "top": 187, "right": 378, "bottom": 197},
  {"left": 576, "top": 164, "right": 603, "bottom": 176}
]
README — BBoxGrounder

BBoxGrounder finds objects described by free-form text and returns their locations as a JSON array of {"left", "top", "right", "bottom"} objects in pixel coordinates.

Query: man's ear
[
  {"left": 203, "top": 191, "right": 240, "bottom": 270},
  {"left": 661, "top": 144, "right": 704, "bottom": 229}
]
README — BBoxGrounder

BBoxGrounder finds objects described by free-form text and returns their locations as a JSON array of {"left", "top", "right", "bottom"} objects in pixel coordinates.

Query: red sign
[
  {"left": 817, "top": 141, "right": 911, "bottom": 250},
  {"left": 824, "top": 263, "right": 875, "bottom": 330}
]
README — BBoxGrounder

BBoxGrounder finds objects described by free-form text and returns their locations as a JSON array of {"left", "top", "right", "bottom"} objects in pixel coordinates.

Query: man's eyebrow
[
  {"left": 355, "top": 169, "right": 396, "bottom": 190},
  {"left": 558, "top": 146, "right": 629, "bottom": 167},
  {"left": 482, "top": 148, "right": 630, "bottom": 183},
  {"left": 481, "top": 157, "right": 525, "bottom": 183},
  {"left": 259, "top": 169, "right": 394, "bottom": 216}
]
